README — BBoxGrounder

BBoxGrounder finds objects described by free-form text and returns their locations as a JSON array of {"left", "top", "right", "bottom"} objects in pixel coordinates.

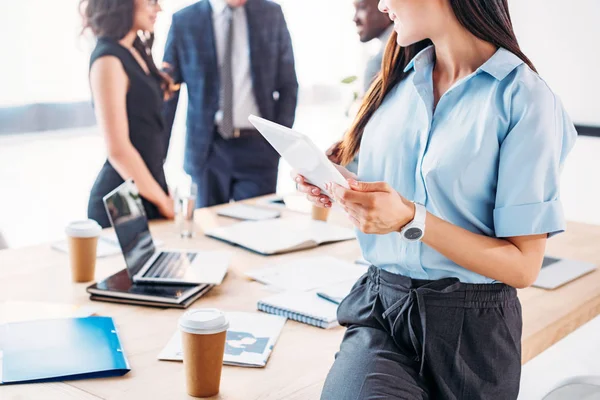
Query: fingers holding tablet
[{"left": 293, "top": 174, "right": 332, "bottom": 208}]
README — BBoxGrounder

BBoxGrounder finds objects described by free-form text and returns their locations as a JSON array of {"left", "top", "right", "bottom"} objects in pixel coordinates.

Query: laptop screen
[{"left": 103, "top": 180, "right": 156, "bottom": 278}]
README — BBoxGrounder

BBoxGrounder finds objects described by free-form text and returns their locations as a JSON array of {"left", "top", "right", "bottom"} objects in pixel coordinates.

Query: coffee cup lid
[
  {"left": 179, "top": 308, "right": 229, "bottom": 335},
  {"left": 65, "top": 220, "right": 102, "bottom": 238}
]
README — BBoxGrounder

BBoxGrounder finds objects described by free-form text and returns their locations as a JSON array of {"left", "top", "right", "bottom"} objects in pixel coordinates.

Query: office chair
[{"left": 542, "top": 375, "right": 600, "bottom": 400}]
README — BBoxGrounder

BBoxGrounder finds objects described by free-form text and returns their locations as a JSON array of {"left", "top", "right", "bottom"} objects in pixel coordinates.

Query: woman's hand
[
  {"left": 327, "top": 180, "right": 415, "bottom": 234},
  {"left": 291, "top": 164, "right": 357, "bottom": 208},
  {"left": 158, "top": 196, "right": 175, "bottom": 220}
]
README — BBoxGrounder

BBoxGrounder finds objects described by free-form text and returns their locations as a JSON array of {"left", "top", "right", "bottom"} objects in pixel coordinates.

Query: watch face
[{"left": 404, "top": 227, "right": 423, "bottom": 240}]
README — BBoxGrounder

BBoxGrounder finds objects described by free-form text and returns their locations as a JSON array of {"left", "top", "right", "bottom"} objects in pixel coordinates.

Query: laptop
[
  {"left": 103, "top": 180, "right": 231, "bottom": 285},
  {"left": 533, "top": 255, "right": 597, "bottom": 290}
]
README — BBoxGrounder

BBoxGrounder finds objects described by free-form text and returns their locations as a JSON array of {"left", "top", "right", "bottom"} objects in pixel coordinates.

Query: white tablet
[{"left": 248, "top": 115, "right": 350, "bottom": 197}]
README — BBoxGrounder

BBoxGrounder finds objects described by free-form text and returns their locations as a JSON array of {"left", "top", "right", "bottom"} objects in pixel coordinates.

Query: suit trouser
[
  {"left": 321, "top": 266, "right": 522, "bottom": 400},
  {"left": 192, "top": 130, "right": 280, "bottom": 209}
]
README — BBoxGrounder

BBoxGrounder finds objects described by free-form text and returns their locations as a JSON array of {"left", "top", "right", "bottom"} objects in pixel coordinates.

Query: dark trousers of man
[
  {"left": 320, "top": 266, "right": 522, "bottom": 400},
  {"left": 193, "top": 129, "right": 280, "bottom": 209}
]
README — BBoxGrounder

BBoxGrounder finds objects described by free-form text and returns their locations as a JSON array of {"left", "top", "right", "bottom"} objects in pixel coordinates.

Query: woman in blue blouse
[{"left": 296, "top": 0, "right": 576, "bottom": 399}]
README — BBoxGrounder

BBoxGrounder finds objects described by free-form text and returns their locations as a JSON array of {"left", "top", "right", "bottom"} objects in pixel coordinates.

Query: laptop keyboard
[{"left": 144, "top": 252, "right": 197, "bottom": 279}]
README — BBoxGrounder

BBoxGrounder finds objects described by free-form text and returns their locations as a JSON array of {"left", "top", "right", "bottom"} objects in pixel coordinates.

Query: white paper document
[
  {"left": 158, "top": 312, "right": 286, "bottom": 368},
  {"left": 205, "top": 217, "right": 355, "bottom": 255},
  {"left": 247, "top": 256, "right": 367, "bottom": 292},
  {"left": 217, "top": 204, "right": 281, "bottom": 221}
]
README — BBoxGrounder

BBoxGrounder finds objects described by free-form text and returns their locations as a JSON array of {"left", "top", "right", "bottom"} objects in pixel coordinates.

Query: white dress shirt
[{"left": 210, "top": 0, "right": 261, "bottom": 129}]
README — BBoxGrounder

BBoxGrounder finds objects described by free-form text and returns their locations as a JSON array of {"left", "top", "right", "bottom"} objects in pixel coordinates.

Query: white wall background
[
  {"left": 510, "top": 0, "right": 600, "bottom": 126},
  {"left": 0, "top": 0, "right": 597, "bottom": 126}
]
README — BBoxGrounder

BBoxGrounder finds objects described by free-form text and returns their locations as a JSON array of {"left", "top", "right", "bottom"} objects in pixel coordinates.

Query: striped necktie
[{"left": 219, "top": 6, "right": 235, "bottom": 139}]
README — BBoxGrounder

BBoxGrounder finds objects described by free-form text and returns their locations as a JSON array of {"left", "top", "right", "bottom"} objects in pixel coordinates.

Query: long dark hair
[
  {"left": 79, "top": 0, "right": 176, "bottom": 98},
  {"left": 338, "top": 0, "right": 536, "bottom": 165}
]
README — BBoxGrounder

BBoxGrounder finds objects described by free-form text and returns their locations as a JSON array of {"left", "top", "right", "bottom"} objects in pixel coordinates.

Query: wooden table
[{"left": 2, "top": 200, "right": 600, "bottom": 400}]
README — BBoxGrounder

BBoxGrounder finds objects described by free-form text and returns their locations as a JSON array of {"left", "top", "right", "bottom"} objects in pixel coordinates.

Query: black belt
[{"left": 215, "top": 126, "right": 261, "bottom": 139}]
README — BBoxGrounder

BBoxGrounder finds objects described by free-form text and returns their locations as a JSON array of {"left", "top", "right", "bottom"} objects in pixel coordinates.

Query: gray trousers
[{"left": 321, "top": 266, "right": 522, "bottom": 400}]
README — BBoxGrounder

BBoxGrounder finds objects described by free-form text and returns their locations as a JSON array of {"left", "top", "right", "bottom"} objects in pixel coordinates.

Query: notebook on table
[
  {"left": 0, "top": 317, "right": 129, "bottom": 384},
  {"left": 205, "top": 217, "right": 355, "bottom": 256},
  {"left": 258, "top": 291, "right": 339, "bottom": 329},
  {"left": 87, "top": 269, "right": 212, "bottom": 308},
  {"left": 158, "top": 312, "right": 286, "bottom": 368},
  {"left": 217, "top": 204, "right": 281, "bottom": 221}
]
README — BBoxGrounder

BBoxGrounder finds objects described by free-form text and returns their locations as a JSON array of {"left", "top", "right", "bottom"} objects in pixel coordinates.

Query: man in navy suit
[{"left": 163, "top": 0, "right": 298, "bottom": 208}]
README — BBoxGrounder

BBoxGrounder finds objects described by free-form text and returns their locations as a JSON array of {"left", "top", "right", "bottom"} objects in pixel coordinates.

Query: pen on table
[{"left": 316, "top": 292, "right": 341, "bottom": 305}]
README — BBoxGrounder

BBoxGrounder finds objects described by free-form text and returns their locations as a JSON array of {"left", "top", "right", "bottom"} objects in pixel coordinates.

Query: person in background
[
  {"left": 82, "top": 0, "right": 178, "bottom": 228},
  {"left": 296, "top": 0, "right": 576, "bottom": 397},
  {"left": 355, "top": 0, "right": 395, "bottom": 93},
  {"left": 327, "top": 0, "right": 393, "bottom": 171},
  {"left": 163, "top": 0, "right": 298, "bottom": 208}
]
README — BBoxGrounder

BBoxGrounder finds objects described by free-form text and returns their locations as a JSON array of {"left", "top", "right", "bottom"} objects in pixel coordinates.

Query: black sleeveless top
[{"left": 87, "top": 37, "right": 169, "bottom": 228}]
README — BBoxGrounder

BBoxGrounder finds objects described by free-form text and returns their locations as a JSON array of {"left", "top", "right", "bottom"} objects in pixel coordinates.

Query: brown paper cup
[
  {"left": 311, "top": 205, "right": 331, "bottom": 222},
  {"left": 67, "top": 236, "right": 98, "bottom": 282},
  {"left": 181, "top": 330, "right": 227, "bottom": 397},
  {"left": 65, "top": 220, "right": 101, "bottom": 283},
  {"left": 179, "top": 309, "right": 229, "bottom": 398}
]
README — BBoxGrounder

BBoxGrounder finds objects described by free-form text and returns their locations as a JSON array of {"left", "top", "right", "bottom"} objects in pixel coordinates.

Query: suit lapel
[{"left": 198, "top": 0, "right": 219, "bottom": 92}]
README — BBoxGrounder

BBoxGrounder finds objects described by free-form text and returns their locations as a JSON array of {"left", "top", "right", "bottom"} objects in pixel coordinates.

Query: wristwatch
[{"left": 399, "top": 202, "right": 426, "bottom": 242}]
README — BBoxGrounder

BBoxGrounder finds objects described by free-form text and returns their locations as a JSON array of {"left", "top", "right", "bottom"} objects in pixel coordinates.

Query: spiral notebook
[{"left": 257, "top": 290, "right": 339, "bottom": 329}]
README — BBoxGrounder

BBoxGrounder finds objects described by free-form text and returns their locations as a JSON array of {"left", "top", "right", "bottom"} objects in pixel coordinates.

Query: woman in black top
[{"left": 81, "top": 0, "right": 178, "bottom": 228}]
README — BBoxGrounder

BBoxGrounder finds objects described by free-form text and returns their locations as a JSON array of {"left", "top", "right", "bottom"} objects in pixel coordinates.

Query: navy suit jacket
[{"left": 163, "top": 0, "right": 299, "bottom": 175}]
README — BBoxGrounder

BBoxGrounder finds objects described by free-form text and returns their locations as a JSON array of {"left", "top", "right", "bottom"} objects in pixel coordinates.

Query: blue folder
[{"left": 0, "top": 316, "right": 130, "bottom": 384}]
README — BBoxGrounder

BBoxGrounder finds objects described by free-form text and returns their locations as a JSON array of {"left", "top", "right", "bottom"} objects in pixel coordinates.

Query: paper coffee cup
[
  {"left": 179, "top": 309, "right": 229, "bottom": 398},
  {"left": 65, "top": 220, "right": 101, "bottom": 283},
  {"left": 311, "top": 205, "right": 331, "bottom": 222}
]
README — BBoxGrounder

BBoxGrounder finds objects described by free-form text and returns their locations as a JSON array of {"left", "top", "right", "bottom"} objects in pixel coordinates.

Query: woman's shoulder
[
  {"left": 503, "top": 61, "right": 558, "bottom": 110},
  {"left": 500, "top": 56, "right": 576, "bottom": 143},
  {"left": 90, "top": 38, "right": 128, "bottom": 68}
]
